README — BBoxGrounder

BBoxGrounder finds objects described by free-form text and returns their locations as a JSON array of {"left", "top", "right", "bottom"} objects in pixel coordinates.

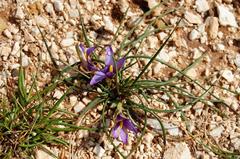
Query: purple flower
[
  {"left": 90, "top": 46, "right": 125, "bottom": 85},
  {"left": 77, "top": 44, "right": 98, "bottom": 71},
  {"left": 111, "top": 114, "right": 138, "bottom": 144}
]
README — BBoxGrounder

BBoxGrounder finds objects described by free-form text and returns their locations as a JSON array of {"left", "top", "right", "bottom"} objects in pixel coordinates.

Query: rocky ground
[{"left": 0, "top": 0, "right": 240, "bottom": 159}]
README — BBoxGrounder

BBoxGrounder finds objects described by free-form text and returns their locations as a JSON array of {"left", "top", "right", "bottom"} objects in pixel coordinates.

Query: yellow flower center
[
  {"left": 84, "top": 53, "right": 88, "bottom": 61},
  {"left": 109, "top": 65, "right": 114, "bottom": 72},
  {"left": 119, "top": 121, "right": 123, "bottom": 128}
]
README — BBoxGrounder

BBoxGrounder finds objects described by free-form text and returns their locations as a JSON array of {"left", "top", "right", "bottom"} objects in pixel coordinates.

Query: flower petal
[
  {"left": 79, "top": 44, "right": 85, "bottom": 53},
  {"left": 117, "top": 57, "right": 126, "bottom": 70},
  {"left": 90, "top": 71, "right": 107, "bottom": 85},
  {"left": 123, "top": 119, "right": 138, "bottom": 134},
  {"left": 79, "top": 44, "right": 87, "bottom": 62},
  {"left": 87, "top": 63, "right": 98, "bottom": 71},
  {"left": 116, "top": 114, "right": 125, "bottom": 122},
  {"left": 86, "top": 47, "right": 95, "bottom": 56},
  {"left": 119, "top": 128, "right": 128, "bottom": 144},
  {"left": 105, "top": 46, "right": 114, "bottom": 66},
  {"left": 112, "top": 123, "right": 120, "bottom": 139}
]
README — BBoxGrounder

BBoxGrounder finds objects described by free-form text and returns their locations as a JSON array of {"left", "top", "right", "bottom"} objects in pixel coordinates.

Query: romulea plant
[{"left": 69, "top": 18, "right": 180, "bottom": 157}]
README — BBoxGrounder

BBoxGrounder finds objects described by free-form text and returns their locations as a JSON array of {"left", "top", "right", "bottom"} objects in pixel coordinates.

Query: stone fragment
[
  {"left": 193, "top": 48, "right": 202, "bottom": 59},
  {"left": 234, "top": 54, "right": 240, "bottom": 68},
  {"left": 210, "top": 126, "right": 224, "bottom": 138},
  {"left": 158, "top": 51, "right": 170, "bottom": 62},
  {"left": 222, "top": 70, "right": 234, "bottom": 82},
  {"left": 35, "top": 147, "right": 55, "bottom": 159},
  {"left": 206, "top": 17, "right": 219, "bottom": 39},
  {"left": 186, "top": 68, "right": 197, "bottom": 79},
  {"left": 35, "top": 16, "right": 49, "bottom": 27},
  {"left": 61, "top": 38, "right": 74, "bottom": 47},
  {"left": 0, "top": 46, "right": 11, "bottom": 60},
  {"left": 163, "top": 143, "right": 191, "bottom": 159},
  {"left": 54, "top": 0, "right": 64, "bottom": 12},
  {"left": 15, "top": 7, "right": 25, "bottom": 19},
  {"left": 214, "top": 43, "right": 225, "bottom": 51},
  {"left": 24, "top": 30, "right": 35, "bottom": 42},
  {"left": 93, "top": 144, "right": 105, "bottom": 157},
  {"left": 68, "top": 9, "right": 79, "bottom": 18},
  {"left": 148, "top": 0, "right": 162, "bottom": 16},
  {"left": 147, "top": 119, "right": 181, "bottom": 136},
  {"left": 184, "top": 11, "right": 202, "bottom": 24},
  {"left": 78, "top": 130, "right": 89, "bottom": 139},
  {"left": 53, "top": 90, "right": 63, "bottom": 99},
  {"left": 73, "top": 101, "right": 85, "bottom": 113},
  {"left": 103, "top": 16, "right": 116, "bottom": 33},
  {"left": 118, "top": 0, "right": 129, "bottom": 13},
  {"left": 158, "top": 32, "right": 168, "bottom": 41},
  {"left": 147, "top": 36, "right": 158, "bottom": 49},
  {"left": 45, "top": 3, "right": 55, "bottom": 15},
  {"left": 3, "top": 29, "right": 12, "bottom": 39},
  {"left": 11, "top": 41, "right": 20, "bottom": 56},
  {"left": 21, "top": 54, "right": 30, "bottom": 67},
  {"left": 189, "top": 29, "right": 200, "bottom": 41},
  {"left": 0, "top": 17, "right": 8, "bottom": 32},
  {"left": 217, "top": 5, "right": 238, "bottom": 27},
  {"left": 144, "top": 133, "right": 154, "bottom": 146},
  {"left": 195, "top": 0, "right": 209, "bottom": 13}
]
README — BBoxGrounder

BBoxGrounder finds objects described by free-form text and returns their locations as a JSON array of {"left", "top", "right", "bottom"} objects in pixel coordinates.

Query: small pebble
[
  {"left": 206, "top": 16, "right": 219, "bottom": 39},
  {"left": 61, "top": 38, "right": 74, "bottom": 47},
  {"left": 53, "top": 90, "right": 63, "bottom": 99},
  {"left": 93, "top": 144, "right": 105, "bottom": 157},
  {"left": 73, "top": 101, "right": 85, "bottom": 113},
  {"left": 210, "top": 126, "right": 224, "bottom": 138},
  {"left": 15, "top": 7, "right": 25, "bottom": 19},
  {"left": 184, "top": 11, "right": 202, "bottom": 24},
  {"left": 222, "top": 70, "right": 234, "bottom": 82},
  {"left": 103, "top": 16, "right": 116, "bottom": 33},
  {"left": 234, "top": 54, "right": 240, "bottom": 68},
  {"left": 45, "top": 3, "right": 55, "bottom": 15},
  {"left": 163, "top": 143, "right": 191, "bottom": 159},
  {"left": 195, "top": 0, "right": 209, "bottom": 13},
  {"left": 3, "top": 29, "right": 12, "bottom": 39},
  {"left": 214, "top": 43, "right": 225, "bottom": 51},
  {"left": 54, "top": 0, "right": 64, "bottom": 12},
  {"left": 35, "top": 16, "right": 49, "bottom": 27},
  {"left": 217, "top": 5, "right": 238, "bottom": 27},
  {"left": 189, "top": 29, "right": 200, "bottom": 41}
]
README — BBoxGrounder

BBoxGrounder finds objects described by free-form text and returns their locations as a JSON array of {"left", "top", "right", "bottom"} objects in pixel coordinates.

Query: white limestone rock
[
  {"left": 195, "top": 0, "right": 209, "bottom": 13},
  {"left": 73, "top": 101, "right": 85, "bottom": 113},
  {"left": 93, "top": 144, "right": 105, "bottom": 157},
  {"left": 45, "top": 3, "right": 55, "bottom": 16},
  {"left": 35, "top": 16, "right": 49, "bottom": 27},
  {"left": 210, "top": 126, "right": 224, "bottom": 138},
  {"left": 15, "top": 7, "right": 25, "bottom": 19},
  {"left": 3, "top": 29, "right": 12, "bottom": 39},
  {"left": 54, "top": 0, "right": 64, "bottom": 12},
  {"left": 148, "top": 0, "right": 162, "bottom": 16},
  {"left": 103, "top": 16, "right": 116, "bottom": 34},
  {"left": 217, "top": 5, "right": 238, "bottom": 27},
  {"left": 222, "top": 70, "right": 234, "bottom": 82},
  {"left": 21, "top": 54, "right": 30, "bottom": 67},
  {"left": 61, "top": 38, "right": 74, "bottom": 47},
  {"left": 184, "top": 11, "right": 202, "bottom": 24},
  {"left": 214, "top": 43, "right": 225, "bottom": 51},
  {"left": 189, "top": 29, "right": 200, "bottom": 41},
  {"left": 206, "top": 16, "right": 219, "bottom": 39},
  {"left": 11, "top": 41, "right": 20, "bottom": 56},
  {"left": 53, "top": 90, "right": 63, "bottom": 99},
  {"left": 147, "top": 119, "right": 181, "bottom": 136},
  {"left": 163, "top": 143, "right": 191, "bottom": 159},
  {"left": 234, "top": 54, "right": 240, "bottom": 68}
]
